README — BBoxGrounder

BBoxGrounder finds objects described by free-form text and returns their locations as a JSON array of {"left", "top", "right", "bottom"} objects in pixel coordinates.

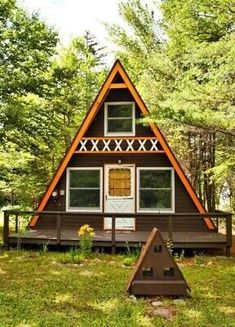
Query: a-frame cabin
[{"left": 27, "top": 60, "right": 221, "bottom": 249}]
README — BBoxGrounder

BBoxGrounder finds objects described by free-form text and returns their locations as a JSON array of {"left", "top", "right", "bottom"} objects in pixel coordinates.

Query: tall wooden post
[
  {"left": 3, "top": 211, "right": 9, "bottom": 250},
  {"left": 111, "top": 215, "right": 116, "bottom": 254},
  {"left": 15, "top": 213, "right": 19, "bottom": 233},
  {"left": 168, "top": 215, "right": 173, "bottom": 242},
  {"left": 56, "top": 213, "right": 61, "bottom": 245},
  {"left": 226, "top": 214, "right": 232, "bottom": 257}
]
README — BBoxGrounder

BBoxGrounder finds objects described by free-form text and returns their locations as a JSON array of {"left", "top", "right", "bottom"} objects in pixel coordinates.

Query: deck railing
[{"left": 2, "top": 210, "right": 233, "bottom": 256}]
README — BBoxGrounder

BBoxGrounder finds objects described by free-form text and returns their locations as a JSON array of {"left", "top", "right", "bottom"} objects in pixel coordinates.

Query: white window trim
[
  {"left": 104, "top": 101, "right": 135, "bottom": 136},
  {"left": 66, "top": 167, "right": 103, "bottom": 212},
  {"left": 137, "top": 167, "right": 175, "bottom": 213}
]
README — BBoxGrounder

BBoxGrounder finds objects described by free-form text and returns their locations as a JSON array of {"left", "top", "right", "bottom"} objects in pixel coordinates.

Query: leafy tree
[
  {"left": 48, "top": 34, "right": 107, "bottom": 149},
  {"left": 0, "top": 0, "right": 58, "bottom": 207},
  {"left": 0, "top": 0, "right": 58, "bottom": 142},
  {"left": 106, "top": 0, "right": 235, "bottom": 210},
  {"left": 0, "top": 27, "right": 107, "bottom": 207}
]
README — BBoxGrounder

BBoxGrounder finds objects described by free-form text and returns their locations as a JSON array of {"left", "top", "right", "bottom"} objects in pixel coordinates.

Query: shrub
[
  {"left": 125, "top": 242, "right": 142, "bottom": 259},
  {"left": 61, "top": 248, "right": 85, "bottom": 264},
  {"left": 123, "top": 257, "right": 135, "bottom": 267}
]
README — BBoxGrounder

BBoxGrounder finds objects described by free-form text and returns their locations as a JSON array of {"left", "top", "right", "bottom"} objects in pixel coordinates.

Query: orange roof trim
[{"left": 30, "top": 60, "right": 215, "bottom": 230}]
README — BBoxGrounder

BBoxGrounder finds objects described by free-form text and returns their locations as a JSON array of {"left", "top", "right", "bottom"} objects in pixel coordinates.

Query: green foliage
[
  {"left": 106, "top": 0, "right": 235, "bottom": 211},
  {"left": 0, "top": 0, "right": 58, "bottom": 135},
  {"left": 78, "top": 224, "right": 95, "bottom": 256},
  {"left": 60, "top": 248, "right": 85, "bottom": 264},
  {"left": 0, "top": 0, "right": 58, "bottom": 207},
  {"left": 48, "top": 33, "right": 107, "bottom": 148},
  {"left": 125, "top": 242, "right": 142, "bottom": 257},
  {"left": 123, "top": 256, "right": 135, "bottom": 267},
  {"left": 123, "top": 243, "right": 141, "bottom": 267},
  {"left": 0, "top": 0, "right": 106, "bottom": 208},
  {"left": 79, "top": 234, "right": 94, "bottom": 257},
  {"left": 174, "top": 249, "right": 185, "bottom": 262}
]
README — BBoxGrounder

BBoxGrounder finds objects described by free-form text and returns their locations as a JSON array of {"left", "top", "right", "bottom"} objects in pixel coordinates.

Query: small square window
[
  {"left": 154, "top": 245, "right": 162, "bottom": 253},
  {"left": 142, "top": 267, "right": 153, "bottom": 276},
  {"left": 104, "top": 102, "right": 135, "bottom": 136},
  {"left": 164, "top": 267, "right": 175, "bottom": 276}
]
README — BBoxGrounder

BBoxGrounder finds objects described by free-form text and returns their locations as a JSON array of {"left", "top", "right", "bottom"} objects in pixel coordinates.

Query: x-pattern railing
[{"left": 76, "top": 137, "right": 162, "bottom": 153}]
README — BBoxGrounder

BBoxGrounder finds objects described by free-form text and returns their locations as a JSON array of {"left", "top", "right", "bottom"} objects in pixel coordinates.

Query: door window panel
[{"left": 109, "top": 168, "right": 131, "bottom": 197}]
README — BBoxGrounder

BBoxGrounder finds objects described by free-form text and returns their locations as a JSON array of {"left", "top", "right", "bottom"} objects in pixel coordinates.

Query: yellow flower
[{"left": 78, "top": 224, "right": 95, "bottom": 237}]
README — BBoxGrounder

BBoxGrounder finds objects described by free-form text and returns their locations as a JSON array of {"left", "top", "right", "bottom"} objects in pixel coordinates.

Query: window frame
[
  {"left": 105, "top": 164, "right": 135, "bottom": 199},
  {"left": 104, "top": 101, "right": 136, "bottom": 136},
  {"left": 137, "top": 167, "right": 175, "bottom": 213},
  {"left": 66, "top": 167, "right": 103, "bottom": 212}
]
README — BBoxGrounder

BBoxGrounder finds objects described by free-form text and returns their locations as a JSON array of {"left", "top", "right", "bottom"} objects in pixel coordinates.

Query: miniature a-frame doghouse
[{"left": 127, "top": 228, "right": 190, "bottom": 296}]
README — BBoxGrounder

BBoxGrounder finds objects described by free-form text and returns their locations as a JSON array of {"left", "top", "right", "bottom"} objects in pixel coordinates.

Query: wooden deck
[
  {"left": 8, "top": 229, "right": 227, "bottom": 249},
  {"left": 3, "top": 210, "right": 232, "bottom": 255}
]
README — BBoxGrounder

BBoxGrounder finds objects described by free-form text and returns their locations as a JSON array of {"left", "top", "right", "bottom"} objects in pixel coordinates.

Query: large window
[
  {"left": 137, "top": 168, "right": 174, "bottom": 212},
  {"left": 66, "top": 168, "right": 102, "bottom": 212},
  {"left": 104, "top": 102, "right": 135, "bottom": 136}
]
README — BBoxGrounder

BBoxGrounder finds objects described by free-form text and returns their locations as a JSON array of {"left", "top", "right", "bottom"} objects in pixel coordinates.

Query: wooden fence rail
[{"left": 2, "top": 210, "right": 233, "bottom": 256}]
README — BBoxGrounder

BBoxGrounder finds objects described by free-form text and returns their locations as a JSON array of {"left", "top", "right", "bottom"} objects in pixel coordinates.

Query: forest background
[{"left": 0, "top": 0, "right": 234, "bottom": 213}]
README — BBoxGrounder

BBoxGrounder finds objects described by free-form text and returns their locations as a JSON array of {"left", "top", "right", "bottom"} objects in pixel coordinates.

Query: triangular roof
[
  {"left": 127, "top": 227, "right": 190, "bottom": 295},
  {"left": 30, "top": 60, "right": 214, "bottom": 229}
]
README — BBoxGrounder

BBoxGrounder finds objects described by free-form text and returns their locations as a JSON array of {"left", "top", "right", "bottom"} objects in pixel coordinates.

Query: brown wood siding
[
  {"left": 112, "top": 72, "right": 124, "bottom": 83},
  {"left": 85, "top": 89, "right": 155, "bottom": 138},
  {"left": 34, "top": 153, "right": 208, "bottom": 232}
]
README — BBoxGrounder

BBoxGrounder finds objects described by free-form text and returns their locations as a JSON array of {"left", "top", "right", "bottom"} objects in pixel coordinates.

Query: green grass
[{"left": 0, "top": 250, "right": 234, "bottom": 327}]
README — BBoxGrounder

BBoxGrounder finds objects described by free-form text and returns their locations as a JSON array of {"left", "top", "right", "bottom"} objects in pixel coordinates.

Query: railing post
[
  {"left": 56, "top": 213, "right": 61, "bottom": 245},
  {"left": 226, "top": 214, "right": 232, "bottom": 257},
  {"left": 3, "top": 211, "right": 9, "bottom": 250},
  {"left": 15, "top": 213, "right": 19, "bottom": 233},
  {"left": 168, "top": 215, "right": 173, "bottom": 242},
  {"left": 216, "top": 217, "right": 219, "bottom": 231},
  {"left": 111, "top": 215, "right": 116, "bottom": 254}
]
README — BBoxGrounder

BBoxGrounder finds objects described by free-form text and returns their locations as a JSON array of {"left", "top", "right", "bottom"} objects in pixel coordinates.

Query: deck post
[
  {"left": 56, "top": 213, "right": 61, "bottom": 245},
  {"left": 216, "top": 217, "right": 219, "bottom": 231},
  {"left": 15, "top": 213, "right": 19, "bottom": 233},
  {"left": 111, "top": 215, "right": 116, "bottom": 254},
  {"left": 226, "top": 214, "right": 232, "bottom": 257},
  {"left": 3, "top": 211, "right": 9, "bottom": 250},
  {"left": 168, "top": 215, "right": 173, "bottom": 242}
]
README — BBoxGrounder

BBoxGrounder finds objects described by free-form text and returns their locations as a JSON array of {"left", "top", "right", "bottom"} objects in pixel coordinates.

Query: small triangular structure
[{"left": 127, "top": 228, "right": 190, "bottom": 296}]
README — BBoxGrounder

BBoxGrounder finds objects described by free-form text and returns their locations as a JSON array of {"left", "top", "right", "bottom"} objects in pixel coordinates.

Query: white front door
[{"left": 104, "top": 164, "right": 135, "bottom": 230}]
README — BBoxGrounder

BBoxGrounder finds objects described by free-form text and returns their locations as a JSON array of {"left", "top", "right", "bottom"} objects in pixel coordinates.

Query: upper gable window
[{"left": 104, "top": 102, "right": 135, "bottom": 136}]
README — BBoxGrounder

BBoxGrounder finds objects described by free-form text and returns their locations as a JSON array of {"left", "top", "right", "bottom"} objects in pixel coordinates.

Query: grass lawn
[{"left": 0, "top": 249, "right": 234, "bottom": 327}]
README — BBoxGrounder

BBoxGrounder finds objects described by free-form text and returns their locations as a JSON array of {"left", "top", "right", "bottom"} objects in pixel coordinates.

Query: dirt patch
[
  {"left": 148, "top": 306, "right": 176, "bottom": 320},
  {"left": 79, "top": 270, "right": 105, "bottom": 277}
]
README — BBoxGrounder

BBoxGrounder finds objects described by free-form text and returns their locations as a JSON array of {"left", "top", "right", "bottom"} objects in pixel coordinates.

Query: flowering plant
[{"left": 78, "top": 224, "right": 95, "bottom": 256}]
